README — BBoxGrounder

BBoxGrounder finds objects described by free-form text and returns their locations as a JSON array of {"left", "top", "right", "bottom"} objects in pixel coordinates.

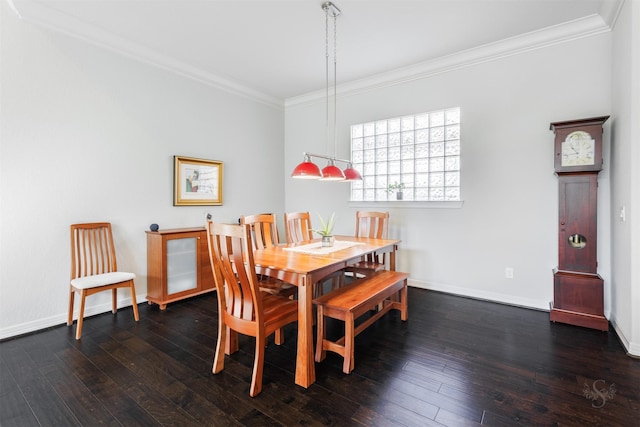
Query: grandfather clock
[{"left": 549, "top": 116, "right": 609, "bottom": 331}]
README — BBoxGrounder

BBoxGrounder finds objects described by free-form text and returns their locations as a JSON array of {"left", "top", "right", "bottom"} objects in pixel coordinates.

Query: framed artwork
[{"left": 173, "top": 156, "right": 223, "bottom": 206}]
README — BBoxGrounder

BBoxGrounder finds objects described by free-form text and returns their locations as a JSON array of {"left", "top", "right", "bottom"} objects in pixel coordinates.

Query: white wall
[
  {"left": 0, "top": 3, "right": 284, "bottom": 338},
  {"left": 610, "top": 0, "right": 640, "bottom": 355},
  {"left": 286, "top": 34, "right": 613, "bottom": 312}
]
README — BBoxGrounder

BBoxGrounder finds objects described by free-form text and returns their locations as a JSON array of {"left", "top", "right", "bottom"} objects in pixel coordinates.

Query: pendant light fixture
[
  {"left": 291, "top": 2, "right": 362, "bottom": 182},
  {"left": 290, "top": 153, "right": 322, "bottom": 179}
]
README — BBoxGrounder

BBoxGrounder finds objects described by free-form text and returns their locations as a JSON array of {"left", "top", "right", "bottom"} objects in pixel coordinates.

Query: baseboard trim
[
  {"left": 0, "top": 294, "right": 147, "bottom": 341},
  {"left": 610, "top": 318, "right": 640, "bottom": 357},
  {"left": 408, "top": 278, "right": 550, "bottom": 312}
]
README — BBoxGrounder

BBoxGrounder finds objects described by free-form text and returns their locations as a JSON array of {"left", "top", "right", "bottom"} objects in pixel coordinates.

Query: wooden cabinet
[{"left": 146, "top": 227, "right": 214, "bottom": 309}]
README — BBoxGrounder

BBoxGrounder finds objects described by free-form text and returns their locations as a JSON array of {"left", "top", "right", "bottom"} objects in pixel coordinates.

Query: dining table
[{"left": 252, "top": 235, "right": 401, "bottom": 388}]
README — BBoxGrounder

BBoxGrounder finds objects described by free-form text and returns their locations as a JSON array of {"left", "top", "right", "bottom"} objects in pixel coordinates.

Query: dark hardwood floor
[{"left": 1, "top": 288, "right": 638, "bottom": 426}]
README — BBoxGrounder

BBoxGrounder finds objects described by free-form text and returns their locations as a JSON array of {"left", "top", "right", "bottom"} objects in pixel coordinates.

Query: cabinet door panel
[
  {"left": 558, "top": 174, "right": 598, "bottom": 273},
  {"left": 166, "top": 237, "right": 198, "bottom": 295}
]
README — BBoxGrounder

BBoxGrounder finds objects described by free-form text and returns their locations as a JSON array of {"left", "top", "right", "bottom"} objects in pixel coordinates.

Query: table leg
[
  {"left": 389, "top": 245, "right": 397, "bottom": 271},
  {"left": 294, "top": 274, "right": 316, "bottom": 388},
  {"left": 388, "top": 245, "right": 400, "bottom": 304}
]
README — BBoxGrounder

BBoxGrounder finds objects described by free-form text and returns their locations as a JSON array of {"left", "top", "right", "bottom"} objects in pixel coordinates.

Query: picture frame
[{"left": 173, "top": 156, "right": 223, "bottom": 206}]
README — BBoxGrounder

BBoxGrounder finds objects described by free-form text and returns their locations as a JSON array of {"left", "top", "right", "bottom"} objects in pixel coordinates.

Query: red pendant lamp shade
[
  {"left": 343, "top": 164, "right": 362, "bottom": 181},
  {"left": 320, "top": 160, "right": 345, "bottom": 181},
  {"left": 291, "top": 155, "right": 322, "bottom": 179}
]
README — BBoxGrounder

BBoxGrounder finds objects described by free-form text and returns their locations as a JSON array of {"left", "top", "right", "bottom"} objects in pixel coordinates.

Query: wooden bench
[{"left": 313, "top": 270, "right": 408, "bottom": 374}]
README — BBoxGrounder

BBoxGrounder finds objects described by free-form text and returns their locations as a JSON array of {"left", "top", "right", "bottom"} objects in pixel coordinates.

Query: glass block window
[{"left": 350, "top": 107, "right": 461, "bottom": 202}]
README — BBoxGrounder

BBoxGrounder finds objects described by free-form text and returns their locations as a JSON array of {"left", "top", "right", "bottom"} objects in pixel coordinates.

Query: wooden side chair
[
  {"left": 284, "top": 211, "right": 343, "bottom": 296},
  {"left": 345, "top": 211, "right": 390, "bottom": 278},
  {"left": 68, "top": 222, "right": 139, "bottom": 340},
  {"left": 283, "top": 211, "right": 314, "bottom": 244},
  {"left": 206, "top": 221, "right": 298, "bottom": 397},
  {"left": 240, "top": 213, "right": 297, "bottom": 298}
]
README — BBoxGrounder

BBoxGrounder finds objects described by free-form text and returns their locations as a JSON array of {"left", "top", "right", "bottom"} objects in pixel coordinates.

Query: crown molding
[
  {"left": 8, "top": 0, "right": 620, "bottom": 111},
  {"left": 599, "top": 0, "right": 625, "bottom": 29},
  {"left": 286, "top": 13, "right": 613, "bottom": 107},
  {"left": 7, "top": 0, "right": 284, "bottom": 109}
]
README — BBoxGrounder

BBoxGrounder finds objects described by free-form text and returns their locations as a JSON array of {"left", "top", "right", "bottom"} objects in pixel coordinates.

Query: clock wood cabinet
[
  {"left": 146, "top": 227, "right": 214, "bottom": 309},
  {"left": 549, "top": 116, "right": 609, "bottom": 331}
]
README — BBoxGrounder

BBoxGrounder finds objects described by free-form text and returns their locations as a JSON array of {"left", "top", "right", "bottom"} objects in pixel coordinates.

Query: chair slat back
[
  {"left": 240, "top": 213, "right": 279, "bottom": 250},
  {"left": 284, "top": 212, "right": 314, "bottom": 244},
  {"left": 207, "top": 221, "right": 262, "bottom": 323},
  {"left": 70, "top": 222, "right": 117, "bottom": 280},
  {"left": 355, "top": 211, "right": 389, "bottom": 264},
  {"left": 355, "top": 211, "right": 389, "bottom": 239}
]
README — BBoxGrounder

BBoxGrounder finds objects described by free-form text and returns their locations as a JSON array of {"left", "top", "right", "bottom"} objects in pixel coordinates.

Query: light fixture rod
[
  {"left": 332, "top": 7, "right": 338, "bottom": 160},
  {"left": 301, "top": 152, "right": 352, "bottom": 166}
]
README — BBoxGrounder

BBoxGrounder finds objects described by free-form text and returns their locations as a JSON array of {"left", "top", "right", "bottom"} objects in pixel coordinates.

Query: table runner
[{"left": 283, "top": 240, "right": 362, "bottom": 255}]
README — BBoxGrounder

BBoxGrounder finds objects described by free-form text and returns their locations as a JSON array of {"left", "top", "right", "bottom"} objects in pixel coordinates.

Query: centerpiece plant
[{"left": 313, "top": 212, "right": 336, "bottom": 247}]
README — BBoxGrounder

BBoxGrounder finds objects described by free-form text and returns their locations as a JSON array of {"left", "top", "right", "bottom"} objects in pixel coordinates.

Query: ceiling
[{"left": 8, "top": 0, "right": 620, "bottom": 105}]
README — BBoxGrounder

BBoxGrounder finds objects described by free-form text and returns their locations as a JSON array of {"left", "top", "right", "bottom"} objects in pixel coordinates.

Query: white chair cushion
[{"left": 71, "top": 272, "right": 136, "bottom": 290}]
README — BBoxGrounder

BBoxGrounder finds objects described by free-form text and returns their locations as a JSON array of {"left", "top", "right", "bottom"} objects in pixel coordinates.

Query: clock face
[{"left": 561, "top": 131, "right": 595, "bottom": 167}]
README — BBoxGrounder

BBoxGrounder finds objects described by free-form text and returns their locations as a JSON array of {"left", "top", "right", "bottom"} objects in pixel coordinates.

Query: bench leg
[{"left": 343, "top": 312, "right": 355, "bottom": 374}]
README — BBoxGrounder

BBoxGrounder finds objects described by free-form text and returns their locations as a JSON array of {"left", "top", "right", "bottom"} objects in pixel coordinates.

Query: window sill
[{"left": 348, "top": 200, "right": 464, "bottom": 209}]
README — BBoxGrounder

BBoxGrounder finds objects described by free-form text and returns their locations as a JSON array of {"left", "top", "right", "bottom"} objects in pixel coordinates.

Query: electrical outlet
[{"left": 505, "top": 267, "right": 514, "bottom": 279}]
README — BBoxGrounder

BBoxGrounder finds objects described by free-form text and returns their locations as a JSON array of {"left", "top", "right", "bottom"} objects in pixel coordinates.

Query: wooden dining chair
[
  {"left": 345, "top": 211, "right": 390, "bottom": 278},
  {"left": 206, "top": 221, "right": 298, "bottom": 397},
  {"left": 283, "top": 211, "right": 314, "bottom": 244},
  {"left": 68, "top": 222, "right": 140, "bottom": 340},
  {"left": 284, "top": 211, "right": 343, "bottom": 295},
  {"left": 240, "top": 213, "right": 297, "bottom": 298}
]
